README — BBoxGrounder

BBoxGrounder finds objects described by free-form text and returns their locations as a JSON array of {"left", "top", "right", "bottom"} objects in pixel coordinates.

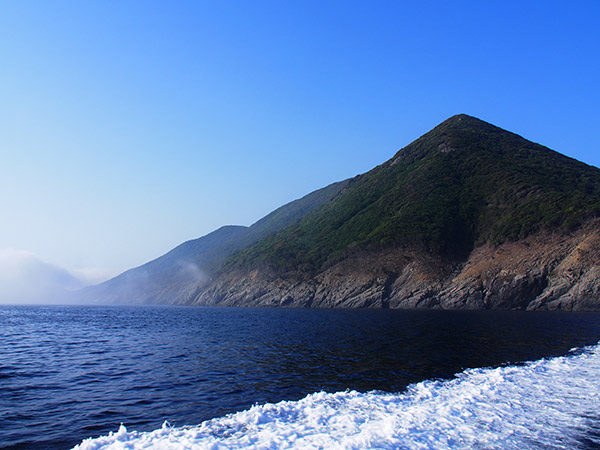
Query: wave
[{"left": 73, "top": 344, "right": 600, "bottom": 450}]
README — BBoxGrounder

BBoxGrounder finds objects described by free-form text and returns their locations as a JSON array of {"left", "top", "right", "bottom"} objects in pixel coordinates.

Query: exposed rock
[{"left": 192, "top": 220, "right": 600, "bottom": 310}]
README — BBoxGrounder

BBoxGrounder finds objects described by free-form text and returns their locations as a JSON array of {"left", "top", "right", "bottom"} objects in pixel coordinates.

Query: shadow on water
[{"left": 576, "top": 414, "right": 600, "bottom": 450}]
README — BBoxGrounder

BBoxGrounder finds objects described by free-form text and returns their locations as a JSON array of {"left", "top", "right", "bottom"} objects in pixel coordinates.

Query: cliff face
[
  {"left": 435, "top": 219, "right": 600, "bottom": 310},
  {"left": 192, "top": 219, "right": 600, "bottom": 310}
]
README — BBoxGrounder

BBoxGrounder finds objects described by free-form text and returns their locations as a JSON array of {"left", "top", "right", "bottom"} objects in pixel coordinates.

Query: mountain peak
[
  {"left": 441, "top": 113, "right": 478, "bottom": 123},
  {"left": 448, "top": 113, "right": 480, "bottom": 121},
  {"left": 391, "top": 114, "right": 483, "bottom": 163},
  {"left": 432, "top": 113, "right": 504, "bottom": 135},
  {"left": 390, "top": 113, "right": 531, "bottom": 166}
]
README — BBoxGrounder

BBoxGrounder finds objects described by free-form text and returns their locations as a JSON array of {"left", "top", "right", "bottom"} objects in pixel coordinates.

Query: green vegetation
[
  {"left": 82, "top": 180, "right": 348, "bottom": 303},
  {"left": 227, "top": 114, "right": 600, "bottom": 274}
]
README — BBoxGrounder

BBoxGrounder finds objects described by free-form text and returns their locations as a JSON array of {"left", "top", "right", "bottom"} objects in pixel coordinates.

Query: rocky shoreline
[{"left": 190, "top": 219, "right": 600, "bottom": 310}]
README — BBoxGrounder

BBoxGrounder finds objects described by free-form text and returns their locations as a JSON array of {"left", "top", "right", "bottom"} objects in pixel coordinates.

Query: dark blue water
[{"left": 1, "top": 305, "right": 600, "bottom": 450}]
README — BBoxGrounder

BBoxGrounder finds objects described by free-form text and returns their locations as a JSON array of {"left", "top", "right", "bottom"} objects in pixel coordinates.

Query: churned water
[{"left": 1, "top": 305, "right": 600, "bottom": 449}]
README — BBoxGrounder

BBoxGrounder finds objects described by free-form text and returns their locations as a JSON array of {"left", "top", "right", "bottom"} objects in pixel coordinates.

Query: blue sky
[{"left": 0, "top": 1, "right": 599, "bottom": 281}]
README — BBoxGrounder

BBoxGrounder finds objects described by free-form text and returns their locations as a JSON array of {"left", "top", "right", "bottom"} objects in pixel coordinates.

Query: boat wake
[{"left": 73, "top": 343, "right": 600, "bottom": 449}]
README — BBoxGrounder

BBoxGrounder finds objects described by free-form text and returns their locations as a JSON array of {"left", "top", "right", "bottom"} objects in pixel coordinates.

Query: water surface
[{"left": 1, "top": 306, "right": 600, "bottom": 449}]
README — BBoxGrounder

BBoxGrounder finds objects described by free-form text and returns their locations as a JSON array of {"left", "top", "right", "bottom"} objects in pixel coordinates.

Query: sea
[{"left": 1, "top": 305, "right": 600, "bottom": 450}]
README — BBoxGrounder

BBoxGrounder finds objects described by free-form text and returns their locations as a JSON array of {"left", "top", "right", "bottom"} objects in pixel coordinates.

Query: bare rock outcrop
[{"left": 192, "top": 220, "right": 600, "bottom": 310}]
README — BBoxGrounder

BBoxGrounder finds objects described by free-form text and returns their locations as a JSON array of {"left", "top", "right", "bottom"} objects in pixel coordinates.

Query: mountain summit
[{"left": 82, "top": 115, "right": 600, "bottom": 310}]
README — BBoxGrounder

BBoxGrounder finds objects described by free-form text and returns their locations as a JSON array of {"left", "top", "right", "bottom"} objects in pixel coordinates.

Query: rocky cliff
[{"left": 191, "top": 219, "right": 600, "bottom": 310}]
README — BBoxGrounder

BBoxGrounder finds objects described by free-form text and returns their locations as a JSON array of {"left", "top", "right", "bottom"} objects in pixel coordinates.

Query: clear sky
[{"left": 0, "top": 1, "right": 599, "bottom": 283}]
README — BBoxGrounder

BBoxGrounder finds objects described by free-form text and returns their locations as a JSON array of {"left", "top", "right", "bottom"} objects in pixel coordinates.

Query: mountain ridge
[
  {"left": 80, "top": 180, "right": 349, "bottom": 304},
  {"left": 218, "top": 114, "right": 600, "bottom": 273},
  {"left": 81, "top": 114, "right": 600, "bottom": 310}
]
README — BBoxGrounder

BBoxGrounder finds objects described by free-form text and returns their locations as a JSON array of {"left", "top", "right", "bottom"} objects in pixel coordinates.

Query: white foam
[{"left": 73, "top": 344, "right": 600, "bottom": 450}]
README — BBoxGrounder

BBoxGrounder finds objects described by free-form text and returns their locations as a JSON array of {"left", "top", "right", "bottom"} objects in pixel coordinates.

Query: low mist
[{"left": 0, "top": 249, "right": 107, "bottom": 304}]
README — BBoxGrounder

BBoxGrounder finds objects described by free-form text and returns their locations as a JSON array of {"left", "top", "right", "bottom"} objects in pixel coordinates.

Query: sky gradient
[{"left": 1, "top": 1, "right": 599, "bottom": 284}]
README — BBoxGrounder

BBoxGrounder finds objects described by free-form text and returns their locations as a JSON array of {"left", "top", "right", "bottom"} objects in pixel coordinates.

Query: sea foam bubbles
[{"left": 73, "top": 344, "right": 600, "bottom": 450}]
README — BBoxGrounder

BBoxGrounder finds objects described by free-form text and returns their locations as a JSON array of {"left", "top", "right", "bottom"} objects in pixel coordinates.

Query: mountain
[
  {"left": 193, "top": 115, "right": 600, "bottom": 310},
  {"left": 79, "top": 180, "right": 349, "bottom": 304},
  {"left": 83, "top": 114, "right": 600, "bottom": 310}
]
